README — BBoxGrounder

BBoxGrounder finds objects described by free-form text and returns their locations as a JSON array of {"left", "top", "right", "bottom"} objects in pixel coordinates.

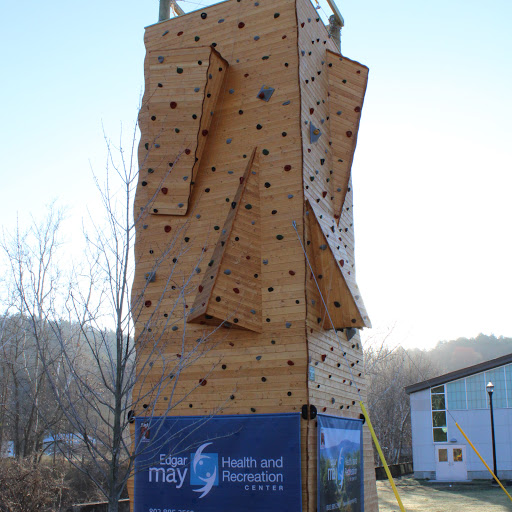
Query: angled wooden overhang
[
  {"left": 141, "top": 46, "right": 228, "bottom": 215},
  {"left": 326, "top": 49, "right": 368, "bottom": 221},
  {"left": 188, "top": 148, "right": 262, "bottom": 332},
  {"left": 306, "top": 199, "right": 371, "bottom": 329}
]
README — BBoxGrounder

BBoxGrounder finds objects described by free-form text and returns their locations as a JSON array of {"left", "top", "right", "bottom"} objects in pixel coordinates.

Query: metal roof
[{"left": 405, "top": 352, "right": 512, "bottom": 395}]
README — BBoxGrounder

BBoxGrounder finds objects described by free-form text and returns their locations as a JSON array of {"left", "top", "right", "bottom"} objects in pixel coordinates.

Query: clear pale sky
[{"left": 1, "top": 0, "right": 511, "bottom": 350}]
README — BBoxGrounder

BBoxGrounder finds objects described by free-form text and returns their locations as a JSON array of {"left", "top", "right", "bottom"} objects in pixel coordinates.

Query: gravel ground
[{"left": 377, "top": 477, "right": 512, "bottom": 512}]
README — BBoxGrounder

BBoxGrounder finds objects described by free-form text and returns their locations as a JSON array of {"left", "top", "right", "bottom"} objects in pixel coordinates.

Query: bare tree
[
  {"left": 0, "top": 125, "right": 230, "bottom": 512},
  {"left": 364, "top": 338, "right": 438, "bottom": 465},
  {"left": 0, "top": 209, "right": 70, "bottom": 462}
]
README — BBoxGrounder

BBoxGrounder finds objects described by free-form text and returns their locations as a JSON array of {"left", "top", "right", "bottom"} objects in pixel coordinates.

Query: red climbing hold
[
  {"left": 202, "top": 129, "right": 209, "bottom": 136},
  {"left": 322, "top": 191, "right": 327, "bottom": 198},
  {"left": 170, "top": 101, "right": 177, "bottom": 109},
  {"left": 287, "top": 360, "right": 295, "bottom": 366},
  {"left": 162, "top": 187, "right": 168, "bottom": 194},
  {"left": 177, "top": 31, "right": 183, "bottom": 36},
  {"left": 164, "top": 225, "right": 172, "bottom": 233},
  {"left": 199, "top": 379, "right": 207, "bottom": 386},
  {"left": 346, "top": 131, "right": 353, "bottom": 137},
  {"left": 238, "top": 22, "right": 245, "bottom": 28},
  {"left": 239, "top": 176, "right": 245, "bottom": 184},
  {"left": 339, "top": 259, "right": 344, "bottom": 267},
  {"left": 233, "top": 288, "right": 240, "bottom": 294},
  {"left": 199, "top": 285, "right": 203, "bottom": 292},
  {"left": 145, "top": 300, "right": 152, "bottom": 307},
  {"left": 185, "top": 149, "right": 191, "bottom": 155},
  {"left": 354, "top": 106, "right": 361, "bottom": 112},
  {"left": 310, "top": 108, "right": 314, "bottom": 114},
  {"left": 321, "top": 354, "right": 327, "bottom": 362},
  {"left": 284, "top": 165, "right": 292, "bottom": 171},
  {"left": 289, "top": 270, "right": 296, "bottom": 275},
  {"left": 244, "top": 73, "right": 249, "bottom": 78}
]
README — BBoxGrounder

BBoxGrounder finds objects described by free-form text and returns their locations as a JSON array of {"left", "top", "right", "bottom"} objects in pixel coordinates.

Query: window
[
  {"left": 506, "top": 365, "right": 512, "bottom": 407},
  {"left": 485, "top": 367, "right": 507, "bottom": 408},
  {"left": 453, "top": 448, "right": 463, "bottom": 462},
  {"left": 466, "top": 373, "right": 486, "bottom": 409},
  {"left": 447, "top": 379, "right": 467, "bottom": 410},
  {"left": 438, "top": 448, "right": 448, "bottom": 462},
  {"left": 431, "top": 385, "right": 447, "bottom": 442}
]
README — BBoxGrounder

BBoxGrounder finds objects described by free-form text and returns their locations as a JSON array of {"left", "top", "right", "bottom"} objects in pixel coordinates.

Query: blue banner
[
  {"left": 134, "top": 414, "right": 302, "bottom": 512},
  {"left": 317, "top": 415, "right": 364, "bottom": 512}
]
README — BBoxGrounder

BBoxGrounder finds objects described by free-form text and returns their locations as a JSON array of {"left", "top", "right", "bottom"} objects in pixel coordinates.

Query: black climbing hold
[
  {"left": 201, "top": 12, "right": 207, "bottom": 19},
  {"left": 177, "top": 67, "right": 183, "bottom": 74}
]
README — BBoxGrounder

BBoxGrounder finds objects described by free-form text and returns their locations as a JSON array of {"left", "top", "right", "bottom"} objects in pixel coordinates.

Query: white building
[{"left": 405, "top": 353, "right": 512, "bottom": 481}]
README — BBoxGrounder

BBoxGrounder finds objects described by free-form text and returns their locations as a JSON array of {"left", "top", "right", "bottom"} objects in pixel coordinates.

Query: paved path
[{"left": 377, "top": 477, "right": 512, "bottom": 512}]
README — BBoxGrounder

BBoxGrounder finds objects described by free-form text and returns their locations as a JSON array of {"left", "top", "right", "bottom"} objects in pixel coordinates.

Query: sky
[{"left": 0, "top": 0, "right": 511, "bottom": 351}]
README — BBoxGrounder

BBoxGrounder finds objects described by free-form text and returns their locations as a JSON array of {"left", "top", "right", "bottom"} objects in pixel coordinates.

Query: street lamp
[{"left": 486, "top": 381, "right": 498, "bottom": 480}]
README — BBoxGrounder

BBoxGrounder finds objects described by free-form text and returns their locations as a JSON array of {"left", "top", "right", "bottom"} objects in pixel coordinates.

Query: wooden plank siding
[{"left": 131, "top": 0, "right": 378, "bottom": 510}]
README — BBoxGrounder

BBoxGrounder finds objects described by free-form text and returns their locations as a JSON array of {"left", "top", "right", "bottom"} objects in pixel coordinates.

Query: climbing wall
[{"left": 131, "top": 0, "right": 377, "bottom": 510}]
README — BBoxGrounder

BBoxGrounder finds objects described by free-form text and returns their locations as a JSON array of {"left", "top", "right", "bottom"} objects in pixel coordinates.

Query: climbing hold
[
  {"left": 257, "top": 85, "right": 275, "bottom": 102},
  {"left": 238, "top": 21, "right": 245, "bottom": 28},
  {"left": 145, "top": 300, "right": 152, "bottom": 307},
  {"left": 199, "top": 379, "right": 207, "bottom": 386},
  {"left": 145, "top": 272, "right": 156, "bottom": 283},
  {"left": 177, "top": 67, "right": 183, "bottom": 74},
  {"left": 321, "top": 354, "right": 327, "bottom": 362},
  {"left": 233, "top": 288, "right": 240, "bottom": 294},
  {"left": 274, "top": 13, "right": 280, "bottom": 18},
  {"left": 194, "top": 36, "right": 200, "bottom": 41},
  {"left": 346, "top": 131, "right": 353, "bottom": 137},
  {"left": 254, "top": 36, "right": 260, "bottom": 41},
  {"left": 354, "top": 106, "right": 361, "bottom": 112},
  {"left": 157, "top": 56, "right": 164, "bottom": 63},
  {"left": 262, "top": 149, "right": 269, "bottom": 155},
  {"left": 245, "top": 204, "right": 252, "bottom": 209},
  {"left": 284, "top": 165, "right": 292, "bottom": 171},
  {"left": 276, "top": 235, "right": 284, "bottom": 240},
  {"left": 285, "top": 322, "right": 291, "bottom": 328},
  {"left": 287, "top": 360, "right": 294, "bottom": 365},
  {"left": 310, "top": 123, "right": 322, "bottom": 143},
  {"left": 224, "top": 269, "right": 232, "bottom": 275},
  {"left": 202, "top": 129, "right": 209, "bottom": 136},
  {"left": 289, "top": 270, "right": 295, "bottom": 275},
  {"left": 164, "top": 225, "right": 172, "bottom": 233},
  {"left": 334, "top": 301, "right": 341, "bottom": 308},
  {"left": 201, "top": 12, "right": 207, "bottom": 19},
  {"left": 226, "top": 138, "right": 232, "bottom": 144}
]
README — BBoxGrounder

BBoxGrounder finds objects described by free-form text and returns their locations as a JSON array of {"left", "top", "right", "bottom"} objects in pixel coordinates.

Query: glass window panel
[
  {"left": 506, "top": 365, "right": 512, "bottom": 408},
  {"left": 447, "top": 380, "right": 467, "bottom": 410},
  {"left": 453, "top": 448, "right": 463, "bottom": 462},
  {"left": 431, "top": 385, "right": 445, "bottom": 394},
  {"left": 431, "top": 394, "right": 446, "bottom": 411},
  {"left": 485, "top": 368, "right": 507, "bottom": 408},
  {"left": 433, "top": 428, "right": 448, "bottom": 442},
  {"left": 438, "top": 449, "right": 448, "bottom": 462},
  {"left": 432, "top": 411, "right": 446, "bottom": 427},
  {"left": 466, "top": 373, "right": 486, "bottom": 409}
]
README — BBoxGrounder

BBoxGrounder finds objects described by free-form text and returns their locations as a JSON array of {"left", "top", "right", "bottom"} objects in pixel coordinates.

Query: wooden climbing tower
[{"left": 131, "top": 0, "right": 378, "bottom": 510}]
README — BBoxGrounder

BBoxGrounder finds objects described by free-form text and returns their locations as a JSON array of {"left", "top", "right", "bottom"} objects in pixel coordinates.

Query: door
[{"left": 435, "top": 445, "right": 468, "bottom": 481}]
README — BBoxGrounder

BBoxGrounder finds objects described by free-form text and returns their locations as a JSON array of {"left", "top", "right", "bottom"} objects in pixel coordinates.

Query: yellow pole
[
  {"left": 455, "top": 422, "right": 512, "bottom": 502},
  {"left": 359, "top": 401, "right": 407, "bottom": 512}
]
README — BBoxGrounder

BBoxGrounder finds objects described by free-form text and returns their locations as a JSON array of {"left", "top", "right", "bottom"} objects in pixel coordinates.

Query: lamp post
[{"left": 486, "top": 381, "right": 498, "bottom": 481}]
